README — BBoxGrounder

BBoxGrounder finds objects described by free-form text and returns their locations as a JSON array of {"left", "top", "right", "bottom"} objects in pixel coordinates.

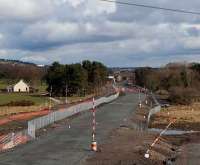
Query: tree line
[
  {"left": 45, "top": 60, "right": 108, "bottom": 96},
  {"left": 135, "top": 63, "right": 200, "bottom": 104}
]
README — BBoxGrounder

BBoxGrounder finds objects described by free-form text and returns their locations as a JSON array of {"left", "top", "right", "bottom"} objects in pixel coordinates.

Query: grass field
[
  {"left": 0, "top": 93, "right": 48, "bottom": 106},
  {"left": 37, "top": 82, "right": 48, "bottom": 93},
  {"left": 150, "top": 102, "right": 200, "bottom": 131},
  {"left": 0, "top": 93, "right": 92, "bottom": 116},
  {"left": 0, "top": 80, "right": 8, "bottom": 90}
]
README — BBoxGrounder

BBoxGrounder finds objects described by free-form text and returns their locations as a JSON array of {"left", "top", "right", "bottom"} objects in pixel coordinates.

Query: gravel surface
[{"left": 0, "top": 93, "right": 142, "bottom": 165}]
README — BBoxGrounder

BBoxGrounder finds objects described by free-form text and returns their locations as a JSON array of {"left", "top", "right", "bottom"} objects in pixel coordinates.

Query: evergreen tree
[{"left": 45, "top": 60, "right": 107, "bottom": 97}]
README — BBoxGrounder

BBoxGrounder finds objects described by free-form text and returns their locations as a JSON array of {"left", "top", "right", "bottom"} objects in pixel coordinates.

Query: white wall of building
[{"left": 13, "top": 80, "right": 29, "bottom": 92}]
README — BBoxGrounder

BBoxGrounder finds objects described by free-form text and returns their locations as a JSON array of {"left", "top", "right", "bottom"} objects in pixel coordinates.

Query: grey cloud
[{"left": 0, "top": 0, "right": 200, "bottom": 66}]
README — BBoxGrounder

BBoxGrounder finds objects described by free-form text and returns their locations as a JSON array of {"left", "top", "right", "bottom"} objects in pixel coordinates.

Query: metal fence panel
[
  {"left": 0, "top": 92, "right": 119, "bottom": 152},
  {"left": 28, "top": 92, "right": 119, "bottom": 138}
]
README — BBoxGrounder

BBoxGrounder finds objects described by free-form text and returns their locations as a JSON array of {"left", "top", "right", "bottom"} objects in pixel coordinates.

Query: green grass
[
  {"left": 0, "top": 80, "right": 8, "bottom": 90},
  {"left": 0, "top": 93, "right": 48, "bottom": 105},
  {"left": 37, "top": 83, "right": 48, "bottom": 93}
]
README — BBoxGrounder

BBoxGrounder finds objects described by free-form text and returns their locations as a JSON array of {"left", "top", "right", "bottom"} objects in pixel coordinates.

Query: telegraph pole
[
  {"left": 145, "top": 87, "right": 148, "bottom": 105},
  {"left": 65, "top": 84, "right": 68, "bottom": 104},
  {"left": 139, "top": 88, "right": 142, "bottom": 108},
  {"left": 49, "top": 86, "right": 52, "bottom": 110}
]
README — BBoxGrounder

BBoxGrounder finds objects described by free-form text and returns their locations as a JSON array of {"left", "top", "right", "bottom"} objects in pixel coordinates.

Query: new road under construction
[
  {"left": 1, "top": 89, "right": 200, "bottom": 165},
  {"left": 0, "top": 92, "right": 144, "bottom": 165}
]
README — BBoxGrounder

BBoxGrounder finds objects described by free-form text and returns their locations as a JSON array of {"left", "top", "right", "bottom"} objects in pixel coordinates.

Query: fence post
[{"left": 28, "top": 122, "right": 36, "bottom": 139}]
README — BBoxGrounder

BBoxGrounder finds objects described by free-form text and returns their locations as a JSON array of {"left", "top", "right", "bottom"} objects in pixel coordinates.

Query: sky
[{"left": 0, "top": 0, "right": 200, "bottom": 67}]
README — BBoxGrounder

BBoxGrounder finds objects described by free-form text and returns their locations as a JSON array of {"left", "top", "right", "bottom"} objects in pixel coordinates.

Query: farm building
[{"left": 7, "top": 80, "right": 30, "bottom": 93}]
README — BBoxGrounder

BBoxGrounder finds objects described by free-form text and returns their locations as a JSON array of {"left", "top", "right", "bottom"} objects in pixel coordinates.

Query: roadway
[{"left": 0, "top": 93, "right": 141, "bottom": 165}]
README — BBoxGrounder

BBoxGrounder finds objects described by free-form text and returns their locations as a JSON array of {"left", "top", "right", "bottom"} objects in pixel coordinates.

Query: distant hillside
[
  {"left": 0, "top": 59, "right": 38, "bottom": 66},
  {"left": 0, "top": 59, "right": 47, "bottom": 81}
]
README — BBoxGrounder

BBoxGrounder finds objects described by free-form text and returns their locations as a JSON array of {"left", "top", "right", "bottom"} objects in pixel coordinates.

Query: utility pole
[
  {"left": 139, "top": 88, "right": 142, "bottom": 108},
  {"left": 49, "top": 86, "right": 52, "bottom": 110},
  {"left": 65, "top": 84, "right": 68, "bottom": 104},
  {"left": 145, "top": 87, "right": 148, "bottom": 105}
]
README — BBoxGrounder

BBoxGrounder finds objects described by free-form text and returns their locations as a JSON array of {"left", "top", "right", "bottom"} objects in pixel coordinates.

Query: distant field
[
  {"left": 37, "top": 83, "right": 48, "bottom": 93},
  {"left": 0, "top": 93, "right": 48, "bottom": 106}
]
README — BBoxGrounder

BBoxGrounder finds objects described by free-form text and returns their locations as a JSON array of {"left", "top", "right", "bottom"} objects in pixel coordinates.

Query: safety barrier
[
  {"left": 28, "top": 92, "right": 119, "bottom": 139},
  {"left": 147, "top": 105, "right": 161, "bottom": 124},
  {"left": 0, "top": 130, "right": 30, "bottom": 152},
  {"left": 147, "top": 93, "right": 161, "bottom": 124},
  {"left": 0, "top": 92, "right": 119, "bottom": 152},
  {"left": 151, "top": 93, "right": 160, "bottom": 106}
]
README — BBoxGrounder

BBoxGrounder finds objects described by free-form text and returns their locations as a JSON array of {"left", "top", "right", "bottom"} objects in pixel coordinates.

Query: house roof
[{"left": 14, "top": 79, "right": 29, "bottom": 86}]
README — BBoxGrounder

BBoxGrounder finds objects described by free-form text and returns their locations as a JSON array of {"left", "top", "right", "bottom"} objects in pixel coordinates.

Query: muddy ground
[
  {"left": 85, "top": 102, "right": 200, "bottom": 165},
  {"left": 86, "top": 128, "right": 178, "bottom": 165}
]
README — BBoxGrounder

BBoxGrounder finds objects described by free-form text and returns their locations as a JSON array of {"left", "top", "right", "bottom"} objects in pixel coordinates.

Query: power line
[{"left": 100, "top": 0, "right": 200, "bottom": 16}]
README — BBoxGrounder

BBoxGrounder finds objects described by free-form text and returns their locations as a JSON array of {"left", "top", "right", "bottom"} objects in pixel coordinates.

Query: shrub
[
  {"left": 0, "top": 100, "right": 35, "bottom": 106},
  {"left": 168, "top": 87, "right": 197, "bottom": 105}
]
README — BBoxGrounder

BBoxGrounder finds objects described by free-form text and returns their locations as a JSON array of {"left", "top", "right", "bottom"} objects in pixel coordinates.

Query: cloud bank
[{"left": 0, "top": 0, "right": 200, "bottom": 67}]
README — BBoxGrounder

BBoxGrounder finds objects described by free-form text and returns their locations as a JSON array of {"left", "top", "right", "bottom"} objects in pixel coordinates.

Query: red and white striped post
[
  {"left": 91, "top": 97, "right": 97, "bottom": 152},
  {"left": 144, "top": 119, "right": 176, "bottom": 159},
  {"left": 139, "top": 88, "right": 142, "bottom": 109}
]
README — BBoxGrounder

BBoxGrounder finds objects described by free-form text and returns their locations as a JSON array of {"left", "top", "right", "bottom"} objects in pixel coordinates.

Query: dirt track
[
  {"left": 0, "top": 110, "right": 50, "bottom": 126},
  {"left": 85, "top": 104, "right": 178, "bottom": 165},
  {"left": 85, "top": 128, "right": 169, "bottom": 165},
  {"left": 85, "top": 100, "right": 200, "bottom": 165}
]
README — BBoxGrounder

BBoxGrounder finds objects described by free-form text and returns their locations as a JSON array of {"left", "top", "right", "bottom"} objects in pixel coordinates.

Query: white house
[
  {"left": 12, "top": 80, "right": 30, "bottom": 92},
  {"left": 108, "top": 76, "right": 116, "bottom": 84}
]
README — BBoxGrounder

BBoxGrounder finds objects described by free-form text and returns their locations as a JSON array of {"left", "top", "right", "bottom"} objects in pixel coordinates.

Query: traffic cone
[
  {"left": 91, "top": 141, "right": 98, "bottom": 152},
  {"left": 144, "top": 153, "right": 150, "bottom": 159},
  {"left": 139, "top": 102, "right": 142, "bottom": 108}
]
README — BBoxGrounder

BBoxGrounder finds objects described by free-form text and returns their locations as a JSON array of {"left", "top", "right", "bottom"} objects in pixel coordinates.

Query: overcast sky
[{"left": 0, "top": 0, "right": 200, "bottom": 67}]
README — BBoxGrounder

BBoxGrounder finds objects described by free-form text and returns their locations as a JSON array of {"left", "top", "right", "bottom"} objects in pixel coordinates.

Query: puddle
[{"left": 149, "top": 128, "right": 198, "bottom": 135}]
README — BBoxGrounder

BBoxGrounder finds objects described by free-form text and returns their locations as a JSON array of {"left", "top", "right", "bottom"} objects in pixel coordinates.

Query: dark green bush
[{"left": 0, "top": 100, "right": 35, "bottom": 106}]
